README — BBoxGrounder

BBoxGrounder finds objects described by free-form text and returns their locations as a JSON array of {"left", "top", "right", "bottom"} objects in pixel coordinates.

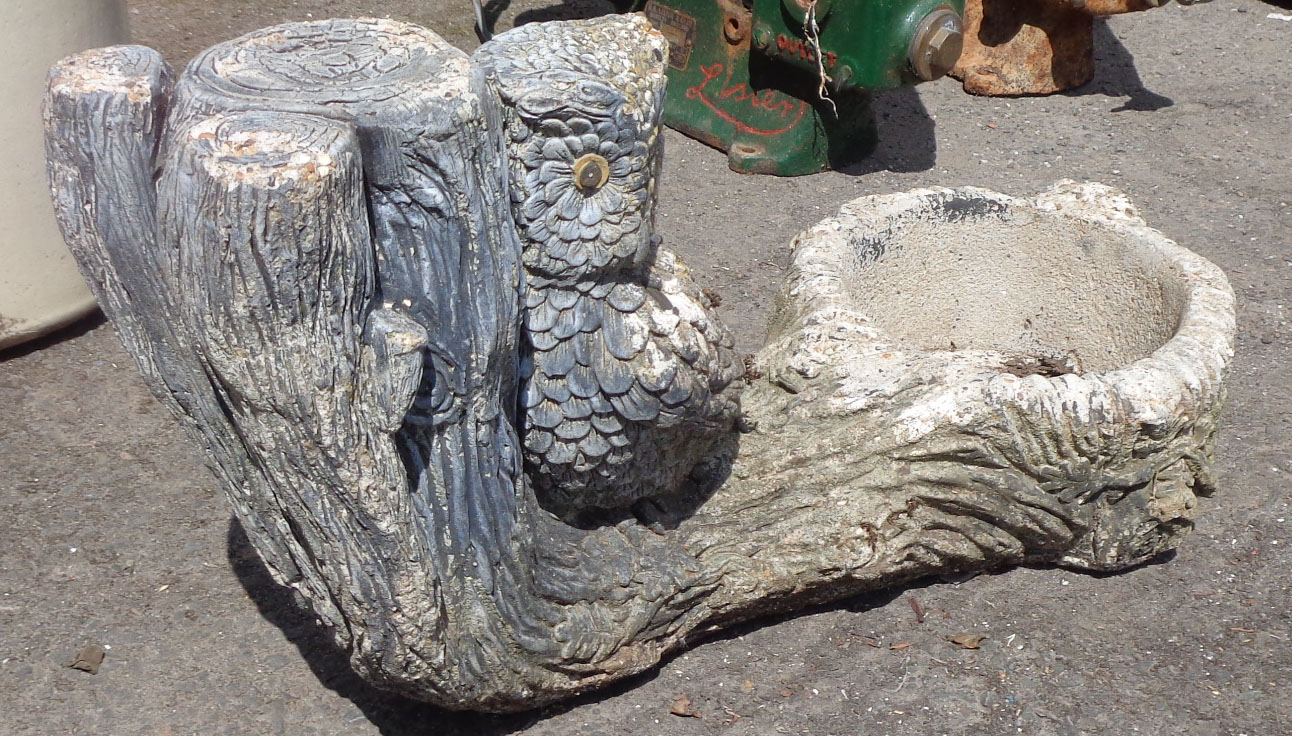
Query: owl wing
[
  {"left": 643, "top": 247, "right": 744, "bottom": 426},
  {"left": 521, "top": 249, "right": 742, "bottom": 511}
]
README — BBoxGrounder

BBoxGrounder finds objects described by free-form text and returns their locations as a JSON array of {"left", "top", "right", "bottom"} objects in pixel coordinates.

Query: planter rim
[{"left": 780, "top": 180, "right": 1236, "bottom": 434}]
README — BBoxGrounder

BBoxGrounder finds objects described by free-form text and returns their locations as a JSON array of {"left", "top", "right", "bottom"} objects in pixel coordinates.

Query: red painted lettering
[
  {"left": 684, "top": 62, "right": 808, "bottom": 137},
  {"left": 773, "top": 34, "right": 838, "bottom": 68}
]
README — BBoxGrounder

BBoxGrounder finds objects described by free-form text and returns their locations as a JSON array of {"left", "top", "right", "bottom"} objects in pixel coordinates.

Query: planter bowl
[{"left": 764, "top": 181, "right": 1235, "bottom": 569}]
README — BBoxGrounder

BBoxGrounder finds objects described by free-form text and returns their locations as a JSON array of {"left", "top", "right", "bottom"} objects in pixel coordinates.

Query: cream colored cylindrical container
[{"left": 0, "top": 0, "right": 128, "bottom": 350}]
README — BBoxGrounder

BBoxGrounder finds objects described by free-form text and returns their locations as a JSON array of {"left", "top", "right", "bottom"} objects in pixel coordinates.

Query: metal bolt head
[
  {"left": 908, "top": 9, "right": 964, "bottom": 82},
  {"left": 723, "top": 13, "right": 750, "bottom": 45},
  {"left": 573, "top": 154, "right": 609, "bottom": 191}
]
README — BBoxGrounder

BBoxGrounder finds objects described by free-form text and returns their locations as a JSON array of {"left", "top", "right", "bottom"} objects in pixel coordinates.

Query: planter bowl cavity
[{"left": 844, "top": 195, "right": 1186, "bottom": 374}]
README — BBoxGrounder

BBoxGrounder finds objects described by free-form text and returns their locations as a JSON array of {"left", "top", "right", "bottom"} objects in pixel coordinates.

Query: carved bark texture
[{"left": 45, "top": 18, "right": 1234, "bottom": 712}]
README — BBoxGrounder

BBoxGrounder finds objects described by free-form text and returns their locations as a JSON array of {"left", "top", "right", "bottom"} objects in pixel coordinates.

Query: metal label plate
[{"left": 643, "top": 1, "right": 696, "bottom": 71}]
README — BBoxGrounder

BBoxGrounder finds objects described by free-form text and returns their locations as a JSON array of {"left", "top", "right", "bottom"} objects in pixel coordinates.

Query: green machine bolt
[{"left": 631, "top": 0, "right": 965, "bottom": 175}]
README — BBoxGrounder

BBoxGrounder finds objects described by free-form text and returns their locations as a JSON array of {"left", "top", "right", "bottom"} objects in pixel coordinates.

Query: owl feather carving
[{"left": 474, "top": 16, "right": 743, "bottom": 516}]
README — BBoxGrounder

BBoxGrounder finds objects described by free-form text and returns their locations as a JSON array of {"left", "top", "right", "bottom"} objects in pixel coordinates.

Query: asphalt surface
[{"left": 2, "top": 0, "right": 1290, "bottom": 734}]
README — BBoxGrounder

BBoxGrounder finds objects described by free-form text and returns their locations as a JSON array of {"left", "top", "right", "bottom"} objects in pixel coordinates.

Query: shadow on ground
[
  {"left": 1080, "top": 19, "right": 1174, "bottom": 111},
  {"left": 839, "top": 87, "right": 939, "bottom": 176},
  {"left": 228, "top": 519, "right": 541, "bottom": 735},
  {"left": 232, "top": 504, "right": 1178, "bottom": 735},
  {"left": 0, "top": 312, "right": 106, "bottom": 363},
  {"left": 512, "top": 0, "right": 619, "bottom": 26}
]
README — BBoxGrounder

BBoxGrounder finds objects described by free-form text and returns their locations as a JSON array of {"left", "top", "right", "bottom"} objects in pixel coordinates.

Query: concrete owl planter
[{"left": 42, "top": 17, "right": 1233, "bottom": 712}]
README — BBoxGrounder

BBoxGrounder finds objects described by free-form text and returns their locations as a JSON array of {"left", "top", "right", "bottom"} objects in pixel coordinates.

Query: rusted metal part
[
  {"left": 1080, "top": 0, "right": 1163, "bottom": 16},
  {"left": 951, "top": 0, "right": 1160, "bottom": 96}
]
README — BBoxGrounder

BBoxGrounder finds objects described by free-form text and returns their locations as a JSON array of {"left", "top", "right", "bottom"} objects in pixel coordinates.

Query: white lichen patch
[
  {"left": 890, "top": 368, "right": 988, "bottom": 444},
  {"left": 50, "top": 47, "right": 156, "bottom": 103},
  {"left": 189, "top": 116, "right": 342, "bottom": 189}
]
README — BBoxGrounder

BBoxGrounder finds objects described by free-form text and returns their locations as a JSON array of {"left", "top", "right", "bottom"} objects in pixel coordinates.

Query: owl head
[{"left": 474, "top": 15, "right": 668, "bottom": 286}]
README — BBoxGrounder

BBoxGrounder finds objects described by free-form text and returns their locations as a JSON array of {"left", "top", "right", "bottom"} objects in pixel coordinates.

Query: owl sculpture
[{"left": 473, "top": 16, "right": 743, "bottom": 517}]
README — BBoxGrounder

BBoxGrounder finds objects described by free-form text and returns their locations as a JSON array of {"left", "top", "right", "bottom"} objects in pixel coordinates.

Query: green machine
[{"left": 630, "top": 0, "right": 964, "bottom": 175}]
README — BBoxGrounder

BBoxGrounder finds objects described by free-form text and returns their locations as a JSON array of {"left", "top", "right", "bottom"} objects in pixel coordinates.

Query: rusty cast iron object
[{"left": 951, "top": 0, "right": 1167, "bottom": 96}]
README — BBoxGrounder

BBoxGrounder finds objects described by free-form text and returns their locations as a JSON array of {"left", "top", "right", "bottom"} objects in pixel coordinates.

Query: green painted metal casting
[{"left": 636, "top": 0, "right": 964, "bottom": 175}]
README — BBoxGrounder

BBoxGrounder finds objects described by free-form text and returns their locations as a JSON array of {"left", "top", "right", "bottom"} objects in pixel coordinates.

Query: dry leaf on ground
[
  {"left": 67, "top": 643, "right": 105, "bottom": 674},
  {"left": 670, "top": 695, "right": 700, "bottom": 717},
  {"left": 948, "top": 633, "right": 986, "bottom": 649},
  {"left": 908, "top": 597, "right": 926, "bottom": 624}
]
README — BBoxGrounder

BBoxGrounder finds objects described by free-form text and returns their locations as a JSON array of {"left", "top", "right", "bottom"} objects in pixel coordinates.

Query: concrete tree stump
[{"left": 44, "top": 16, "right": 1234, "bottom": 712}]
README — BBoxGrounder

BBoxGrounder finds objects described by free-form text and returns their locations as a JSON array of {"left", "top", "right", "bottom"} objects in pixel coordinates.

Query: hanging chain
[{"left": 803, "top": 0, "right": 837, "bottom": 116}]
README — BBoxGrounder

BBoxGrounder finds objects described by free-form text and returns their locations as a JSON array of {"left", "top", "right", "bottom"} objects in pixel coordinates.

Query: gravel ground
[{"left": 2, "top": 0, "right": 1289, "bottom": 734}]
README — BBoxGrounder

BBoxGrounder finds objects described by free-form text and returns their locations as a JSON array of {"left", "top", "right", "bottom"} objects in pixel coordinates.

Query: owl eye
[{"left": 573, "top": 153, "right": 610, "bottom": 192}]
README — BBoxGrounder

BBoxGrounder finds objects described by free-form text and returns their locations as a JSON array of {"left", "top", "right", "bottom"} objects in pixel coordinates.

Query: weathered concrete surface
[{"left": 2, "top": 0, "right": 1289, "bottom": 733}]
